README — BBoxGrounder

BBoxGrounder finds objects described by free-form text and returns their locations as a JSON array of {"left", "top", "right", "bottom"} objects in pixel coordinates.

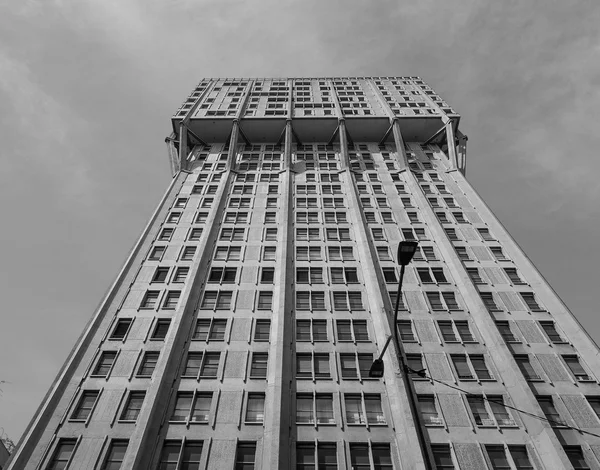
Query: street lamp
[{"left": 370, "top": 241, "right": 434, "bottom": 470}]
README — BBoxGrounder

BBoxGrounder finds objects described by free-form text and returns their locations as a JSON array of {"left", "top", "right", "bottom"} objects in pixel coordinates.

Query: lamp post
[{"left": 369, "top": 241, "right": 434, "bottom": 470}]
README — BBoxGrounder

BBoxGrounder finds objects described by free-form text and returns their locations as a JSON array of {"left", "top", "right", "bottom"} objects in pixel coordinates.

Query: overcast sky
[{"left": 1, "top": 0, "right": 599, "bottom": 441}]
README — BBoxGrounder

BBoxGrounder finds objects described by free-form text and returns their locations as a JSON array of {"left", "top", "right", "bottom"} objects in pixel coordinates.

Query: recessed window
[
  {"left": 163, "top": 291, "right": 181, "bottom": 309},
  {"left": 173, "top": 267, "right": 189, "bottom": 283},
  {"left": 296, "top": 353, "right": 331, "bottom": 380},
  {"left": 296, "top": 291, "right": 326, "bottom": 311},
  {"left": 537, "top": 396, "right": 566, "bottom": 427},
  {"left": 296, "top": 319, "right": 328, "bottom": 342},
  {"left": 254, "top": 320, "right": 270, "bottom": 341},
  {"left": 563, "top": 355, "right": 591, "bottom": 381},
  {"left": 137, "top": 351, "right": 159, "bottom": 377},
  {"left": 250, "top": 353, "right": 268, "bottom": 379},
  {"left": 171, "top": 392, "right": 212, "bottom": 423},
  {"left": 336, "top": 319, "right": 368, "bottom": 342},
  {"left": 208, "top": 267, "right": 237, "bottom": 284},
  {"left": 181, "top": 246, "right": 196, "bottom": 261},
  {"left": 158, "top": 441, "right": 203, "bottom": 470},
  {"left": 339, "top": 352, "right": 373, "bottom": 380},
  {"left": 120, "top": 391, "right": 145, "bottom": 422},
  {"left": 110, "top": 319, "right": 132, "bottom": 340},
  {"left": 149, "top": 246, "right": 166, "bottom": 261},
  {"left": 92, "top": 351, "right": 117, "bottom": 377},
  {"left": 349, "top": 443, "right": 392, "bottom": 470},
  {"left": 47, "top": 439, "right": 77, "bottom": 470},
  {"left": 71, "top": 390, "right": 100, "bottom": 421},
  {"left": 151, "top": 319, "right": 171, "bottom": 340},
  {"left": 158, "top": 228, "right": 174, "bottom": 241},
  {"left": 514, "top": 355, "right": 540, "bottom": 381},
  {"left": 418, "top": 395, "right": 443, "bottom": 426},
  {"left": 235, "top": 443, "right": 257, "bottom": 470},
  {"left": 100, "top": 440, "right": 128, "bottom": 470},
  {"left": 200, "top": 291, "right": 232, "bottom": 310},
  {"left": 246, "top": 393, "right": 265, "bottom": 423}
]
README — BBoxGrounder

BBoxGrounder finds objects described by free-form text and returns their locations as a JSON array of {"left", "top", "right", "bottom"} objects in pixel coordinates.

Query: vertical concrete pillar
[
  {"left": 261, "top": 118, "right": 294, "bottom": 470},
  {"left": 443, "top": 117, "right": 458, "bottom": 170},
  {"left": 179, "top": 121, "right": 188, "bottom": 171}
]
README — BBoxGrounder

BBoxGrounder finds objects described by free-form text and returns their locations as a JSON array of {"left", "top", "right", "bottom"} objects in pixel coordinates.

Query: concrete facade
[{"left": 8, "top": 77, "right": 600, "bottom": 470}]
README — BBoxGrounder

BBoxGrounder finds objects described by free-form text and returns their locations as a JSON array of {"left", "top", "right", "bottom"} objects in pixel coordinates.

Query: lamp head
[
  {"left": 369, "top": 359, "right": 385, "bottom": 378},
  {"left": 397, "top": 241, "right": 419, "bottom": 266}
]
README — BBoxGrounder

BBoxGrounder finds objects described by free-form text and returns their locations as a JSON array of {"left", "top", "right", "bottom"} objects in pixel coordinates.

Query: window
[
  {"left": 265, "top": 228, "right": 278, "bottom": 241},
  {"left": 536, "top": 321, "right": 562, "bottom": 344},
  {"left": 417, "top": 267, "right": 447, "bottom": 284},
  {"left": 453, "top": 212, "right": 468, "bottom": 223},
  {"left": 110, "top": 319, "right": 132, "bottom": 340},
  {"left": 418, "top": 395, "right": 443, "bottom": 426},
  {"left": 478, "top": 228, "right": 494, "bottom": 241},
  {"left": 296, "top": 353, "right": 331, "bottom": 380},
  {"left": 296, "top": 319, "right": 328, "bottom": 342},
  {"left": 432, "top": 444, "right": 455, "bottom": 470},
  {"left": 468, "top": 396, "right": 514, "bottom": 427},
  {"left": 250, "top": 353, "right": 268, "bottom": 378},
  {"left": 257, "top": 292, "right": 273, "bottom": 310},
  {"left": 229, "top": 197, "right": 251, "bottom": 208},
  {"left": 149, "top": 246, "right": 166, "bottom": 261},
  {"left": 167, "top": 212, "right": 181, "bottom": 223},
  {"left": 296, "top": 291, "right": 326, "bottom": 310},
  {"left": 193, "top": 319, "right": 226, "bottom": 341},
  {"left": 181, "top": 246, "right": 196, "bottom": 261},
  {"left": 196, "top": 212, "right": 209, "bottom": 224},
  {"left": 485, "top": 446, "right": 512, "bottom": 470},
  {"left": 214, "top": 246, "right": 242, "bottom": 261},
  {"left": 339, "top": 353, "right": 373, "bottom": 380},
  {"left": 333, "top": 291, "right": 363, "bottom": 310},
  {"left": 349, "top": 443, "right": 392, "bottom": 470},
  {"left": 159, "top": 442, "right": 203, "bottom": 470},
  {"left": 220, "top": 228, "right": 245, "bottom": 241},
  {"left": 324, "top": 211, "right": 347, "bottom": 223},
  {"left": 467, "top": 268, "right": 485, "bottom": 284},
  {"left": 490, "top": 246, "right": 508, "bottom": 261},
  {"left": 397, "top": 320, "right": 416, "bottom": 342},
  {"left": 455, "top": 246, "right": 471, "bottom": 261},
  {"left": 200, "top": 290, "right": 232, "bottom": 309},
  {"left": 92, "top": 351, "right": 117, "bottom": 377},
  {"left": 47, "top": 439, "right": 77, "bottom": 470},
  {"left": 245, "top": 393, "right": 265, "bottom": 423},
  {"left": 162, "top": 291, "right": 181, "bottom": 309},
  {"left": 382, "top": 268, "right": 397, "bottom": 283},
  {"left": 504, "top": 268, "right": 525, "bottom": 284},
  {"left": 224, "top": 211, "right": 248, "bottom": 224},
  {"left": 496, "top": 321, "right": 519, "bottom": 342},
  {"left": 451, "top": 354, "right": 493, "bottom": 380},
  {"left": 173, "top": 267, "right": 189, "bottom": 283},
  {"left": 564, "top": 447, "right": 590, "bottom": 470},
  {"left": 181, "top": 352, "right": 220, "bottom": 378},
  {"left": 563, "top": 355, "right": 591, "bottom": 381},
  {"left": 264, "top": 212, "right": 277, "bottom": 223},
  {"left": 296, "top": 394, "right": 334, "bottom": 424},
  {"left": 514, "top": 355, "right": 540, "bottom": 381},
  {"left": 406, "top": 354, "right": 426, "bottom": 379},
  {"left": 71, "top": 390, "right": 100, "bottom": 420},
  {"left": 480, "top": 292, "right": 501, "bottom": 311},
  {"left": 208, "top": 267, "right": 237, "bottom": 284},
  {"left": 328, "top": 246, "right": 354, "bottom": 261},
  {"left": 137, "top": 351, "right": 159, "bottom": 377},
  {"left": 159, "top": 228, "right": 174, "bottom": 241},
  {"left": 444, "top": 228, "right": 459, "bottom": 241},
  {"left": 323, "top": 197, "right": 344, "bottom": 208},
  {"left": 151, "top": 319, "right": 171, "bottom": 340},
  {"left": 334, "top": 306, "right": 364, "bottom": 331},
  {"left": 537, "top": 396, "right": 566, "bottom": 427},
  {"left": 508, "top": 446, "right": 534, "bottom": 470},
  {"left": 171, "top": 392, "right": 212, "bottom": 423},
  {"left": 377, "top": 246, "right": 392, "bottom": 261},
  {"left": 330, "top": 267, "right": 359, "bottom": 284},
  {"left": 100, "top": 440, "right": 128, "bottom": 470},
  {"left": 266, "top": 197, "right": 278, "bottom": 208},
  {"left": 297, "top": 211, "right": 319, "bottom": 224},
  {"left": 151, "top": 267, "right": 170, "bottom": 283},
  {"left": 254, "top": 320, "right": 270, "bottom": 341},
  {"left": 437, "top": 321, "right": 458, "bottom": 342},
  {"left": 436, "top": 212, "right": 450, "bottom": 223},
  {"left": 519, "top": 292, "right": 544, "bottom": 311},
  {"left": 296, "top": 267, "right": 324, "bottom": 284},
  {"left": 587, "top": 397, "right": 600, "bottom": 420},
  {"left": 263, "top": 246, "right": 276, "bottom": 261},
  {"left": 326, "top": 228, "right": 351, "bottom": 241},
  {"left": 120, "top": 391, "right": 145, "bottom": 421},
  {"left": 296, "top": 443, "right": 337, "bottom": 470}
]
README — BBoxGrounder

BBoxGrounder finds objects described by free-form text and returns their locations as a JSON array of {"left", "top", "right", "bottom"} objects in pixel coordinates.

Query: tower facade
[{"left": 8, "top": 77, "right": 600, "bottom": 470}]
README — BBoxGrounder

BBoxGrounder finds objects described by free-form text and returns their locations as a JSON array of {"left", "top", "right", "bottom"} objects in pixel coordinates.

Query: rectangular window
[
  {"left": 538, "top": 396, "right": 566, "bottom": 427},
  {"left": 564, "top": 447, "right": 590, "bottom": 470},
  {"left": 137, "top": 352, "right": 159, "bottom": 377},
  {"left": 563, "top": 355, "right": 591, "bottom": 381},
  {"left": 336, "top": 319, "right": 369, "bottom": 342},
  {"left": 140, "top": 290, "right": 160, "bottom": 309},
  {"left": 478, "top": 228, "right": 494, "bottom": 241},
  {"left": 504, "top": 268, "right": 525, "bottom": 284},
  {"left": 71, "top": 390, "right": 100, "bottom": 420},
  {"left": 162, "top": 291, "right": 181, "bottom": 309},
  {"left": 151, "top": 319, "right": 171, "bottom": 340},
  {"left": 250, "top": 353, "right": 268, "bottom": 378},
  {"left": 432, "top": 444, "right": 455, "bottom": 469},
  {"left": 92, "top": 351, "right": 117, "bottom": 377},
  {"left": 467, "top": 268, "right": 485, "bottom": 284},
  {"left": 254, "top": 320, "right": 270, "bottom": 341},
  {"left": 296, "top": 291, "right": 325, "bottom": 310},
  {"left": 159, "top": 228, "right": 174, "bottom": 241},
  {"left": 173, "top": 267, "right": 189, "bottom": 283},
  {"left": 246, "top": 393, "right": 265, "bottom": 423},
  {"left": 480, "top": 292, "right": 501, "bottom": 311},
  {"left": 514, "top": 355, "right": 540, "bottom": 381},
  {"left": 101, "top": 441, "right": 128, "bottom": 470},
  {"left": 397, "top": 320, "right": 416, "bottom": 342},
  {"left": 110, "top": 319, "right": 133, "bottom": 340},
  {"left": 418, "top": 395, "right": 443, "bottom": 426},
  {"left": 47, "top": 439, "right": 77, "bottom": 470},
  {"left": 260, "top": 267, "right": 275, "bottom": 284},
  {"left": 263, "top": 246, "right": 276, "bottom": 261},
  {"left": 496, "top": 321, "right": 518, "bottom": 342},
  {"left": 172, "top": 392, "right": 193, "bottom": 421},
  {"left": 152, "top": 267, "right": 169, "bottom": 283},
  {"left": 349, "top": 444, "right": 392, "bottom": 470},
  {"left": 296, "top": 353, "right": 330, "bottom": 379},
  {"left": 120, "top": 391, "right": 145, "bottom": 421},
  {"left": 257, "top": 292, "right": 273, "bottom": 310},
  {"left": 159, "top": 442, "right": 203, "bottom": 470},
  {"left": 215, "top": 246, "right": 241, "bottom": 261},
  {"left": 200, "top": 352, "right": 220, "bottom": 377},
  {"left": 265, "top": 228, "right": 278, "bottom": 241},
  {"left": 192, "top": 319, "right": 226, "bottom": 341},
  {"left": 520, "top": 292, "right": 544, "bottom": 311},
  {"left": 539, "top": 321, "right": 563, "bottom": 343},
  {"left": 455, "top": 246, "right": 471, "bottom": 261},
  {"left": 200, "top": 290, "right": 232, "bottom": 310},
  {"left": 490, "top": 246, "right": 508, "bottom": 261}
]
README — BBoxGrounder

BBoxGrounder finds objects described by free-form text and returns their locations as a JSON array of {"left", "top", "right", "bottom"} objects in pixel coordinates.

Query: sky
[{"left": 1, "top": 0, "right": 599, "bottom": 442}]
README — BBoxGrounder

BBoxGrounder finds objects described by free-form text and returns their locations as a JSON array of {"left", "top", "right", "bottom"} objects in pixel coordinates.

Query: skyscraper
[{"left": 8, "top": 77, "right": 600, "bottom": 470}]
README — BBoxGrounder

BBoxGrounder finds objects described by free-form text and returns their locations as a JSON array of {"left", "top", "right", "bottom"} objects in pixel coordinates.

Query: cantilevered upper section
[{"left": 171, "top": 77, "right": 460, "bottom": 144}]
